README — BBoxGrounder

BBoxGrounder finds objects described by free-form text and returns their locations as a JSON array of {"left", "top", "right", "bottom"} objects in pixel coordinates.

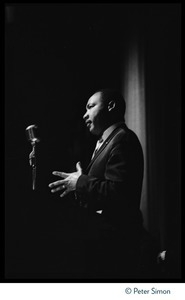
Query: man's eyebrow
[{"left": 86, "top": 102, "right": 93, "bottom": 109}]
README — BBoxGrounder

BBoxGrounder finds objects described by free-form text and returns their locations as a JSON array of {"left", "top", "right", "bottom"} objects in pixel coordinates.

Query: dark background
[{"left": 4, "top": 4, "right": 181, "bottom": 280}]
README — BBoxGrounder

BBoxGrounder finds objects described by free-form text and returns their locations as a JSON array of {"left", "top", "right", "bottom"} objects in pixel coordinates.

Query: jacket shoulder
[{"left": 109, "top": 125, "right": 141, "bottom": 147}]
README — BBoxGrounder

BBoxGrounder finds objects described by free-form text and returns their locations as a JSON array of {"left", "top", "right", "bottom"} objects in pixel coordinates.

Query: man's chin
[
  {"left": 89, "top": 127, "right": 101, "bottom": 137},
  {"left": 89, "top": 127, "right": 95, "bottom": 134},
  {"left": 88, "top": 125, "right": 95, "bottom": 134}
]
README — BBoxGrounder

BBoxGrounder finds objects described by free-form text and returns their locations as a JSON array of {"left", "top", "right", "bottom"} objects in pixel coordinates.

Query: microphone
[
  {"left": 25, "top": 124, "right": 40, "bottom": 190},
  {"left": 25, "top": 124, "right": 40, "bottom": 144}
]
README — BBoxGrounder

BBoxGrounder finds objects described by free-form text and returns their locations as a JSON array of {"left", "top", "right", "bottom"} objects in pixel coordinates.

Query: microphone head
[{"left": 26, "top": 124, "right": 40, "bottom": 143}]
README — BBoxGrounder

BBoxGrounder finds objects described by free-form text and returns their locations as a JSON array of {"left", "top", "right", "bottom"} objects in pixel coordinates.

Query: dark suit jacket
[{"left": 76, "top": 123, "right": 144, "bottom": 241}]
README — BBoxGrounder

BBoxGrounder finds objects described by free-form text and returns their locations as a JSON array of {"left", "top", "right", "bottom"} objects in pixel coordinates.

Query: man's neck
[{"left": 100, "top": 121, "right": 124, "bottom": 142}]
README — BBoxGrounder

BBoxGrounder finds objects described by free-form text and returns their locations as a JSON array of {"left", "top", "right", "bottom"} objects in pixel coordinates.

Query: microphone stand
[{"left": 29, "top": 139, "right": 37, "bottom": 190}]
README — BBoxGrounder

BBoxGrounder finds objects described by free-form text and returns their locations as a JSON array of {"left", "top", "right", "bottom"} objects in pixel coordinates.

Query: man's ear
[{"left": 108, "top": 101, "right": 116, "bottom": 112}]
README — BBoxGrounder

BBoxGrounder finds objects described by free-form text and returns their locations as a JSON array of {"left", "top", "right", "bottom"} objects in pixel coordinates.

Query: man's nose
[{"left": 83, "top": 111, "right": 88, "bottom": 120}]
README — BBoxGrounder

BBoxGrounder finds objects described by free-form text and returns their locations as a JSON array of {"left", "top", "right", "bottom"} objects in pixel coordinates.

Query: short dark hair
[{"left": 96, "top": 88, "right": 126, "bottom": 121}]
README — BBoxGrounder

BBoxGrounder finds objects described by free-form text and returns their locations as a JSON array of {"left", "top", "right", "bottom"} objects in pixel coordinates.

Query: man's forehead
[{"left": 87, "top": 92, "right": 102, "bottom": 105}]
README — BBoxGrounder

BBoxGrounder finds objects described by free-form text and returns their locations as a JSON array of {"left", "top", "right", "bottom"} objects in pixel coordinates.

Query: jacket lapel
[{"left": 85, "top": 124, "right": 125, "bottom": 172}]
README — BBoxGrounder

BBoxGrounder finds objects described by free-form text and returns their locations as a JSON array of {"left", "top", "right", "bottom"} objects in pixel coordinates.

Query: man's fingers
[
  {"left": 60, "top": 189, "right": 69, "bottom": 198},
  {"left": 52, "top": 171, "right": 69, "bottom": 178},
  {"left": 51, "top": 185, "right": 66, "bottom": 193},
  {"left": 49, "top": 179, "right": 66, "bottom": 188}
]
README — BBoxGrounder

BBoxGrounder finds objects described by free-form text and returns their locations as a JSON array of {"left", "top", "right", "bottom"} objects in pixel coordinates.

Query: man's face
[{"left": 83, "top": 92, "right": 108, "bottom": 136}]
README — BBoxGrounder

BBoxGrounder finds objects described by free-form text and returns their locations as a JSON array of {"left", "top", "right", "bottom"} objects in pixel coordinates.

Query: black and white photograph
[{"left": 4, "top": 3, "right": 181, "bottom": 288}]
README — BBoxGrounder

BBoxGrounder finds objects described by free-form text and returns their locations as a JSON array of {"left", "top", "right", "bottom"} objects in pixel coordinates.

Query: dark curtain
[
  {"left": 121, "top": 4, "right": 181, "bottom": 278},
  {"left": 144, "top": 5, "right": 181, "bottom": 278}
]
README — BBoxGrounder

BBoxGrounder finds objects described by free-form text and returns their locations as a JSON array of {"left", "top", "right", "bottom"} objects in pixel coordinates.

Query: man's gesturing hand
[{"left": 48, "top": 161, "right": 82, "bottom": 198}]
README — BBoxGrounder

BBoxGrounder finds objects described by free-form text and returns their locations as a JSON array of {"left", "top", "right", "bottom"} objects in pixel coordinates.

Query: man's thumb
[{"left": 76, "top": 161, "right": 82, "bottom": 173}]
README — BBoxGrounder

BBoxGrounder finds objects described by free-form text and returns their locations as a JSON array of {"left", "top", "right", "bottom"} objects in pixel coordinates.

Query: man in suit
[{"left": 49, "top": 89, "right": 144, "bottom": 278}]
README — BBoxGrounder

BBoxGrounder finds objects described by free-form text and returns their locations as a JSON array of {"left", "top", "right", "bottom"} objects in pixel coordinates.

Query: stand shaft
[{"left": 32, "top": 166, "right": 36, "bottom": 190}]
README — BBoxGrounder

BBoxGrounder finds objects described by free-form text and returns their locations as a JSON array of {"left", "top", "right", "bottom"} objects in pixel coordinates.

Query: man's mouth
[{"left": 86, "top": 121, "right": 92, "bottom": 128}]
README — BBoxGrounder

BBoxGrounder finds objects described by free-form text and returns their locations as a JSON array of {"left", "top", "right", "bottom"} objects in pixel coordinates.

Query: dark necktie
[{"left": 91, "top": 137, "right": 104, "bottom": 160}]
